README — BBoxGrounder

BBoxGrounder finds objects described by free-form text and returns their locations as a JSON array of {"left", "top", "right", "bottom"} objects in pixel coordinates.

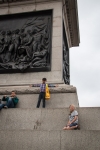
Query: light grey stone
[
  {"left": 0, "top": 130, "right": 61, "bottom": 150},
  {"left": 0, "top": 85, "right": 76, "bottom": 94},
  {"left": 77, "top": 107, "right": 100, "bottom": 130},
  {"left": 53, "top": 17, "right": 62, "bottom": 27},
  {"left": 52, "top": 26, "right": 62, "bottom": 37},
  {"left": 61, "top": 131, "right": 100, "bottom": 150},
  {"left": 52, "top": 36, "right": 62, "bottom": 48},
  {"left": 0, "top": 109, "right": 41, "bottom": 130},
  {"left": 0, "top": 71, "right": 63, "bottom": 85},
  {"left": 52, "top": 47, "right": 62, "bottom": 59},
  {"left": 8, "top": 4, "right": 36, "bottom": 14},
  {"left": 0, "top": 7, "right": 8, "bottom": 15},
  {"left": 36, "top": 1, "right": 62, "bottom": 17},
  {"left": 8, "top": 0, "right": 35, "bottom": 6},
  {"left": 0, "top": 3, "right": 8, "bottom": 8},
  {"left": 0, "top": 130, "right": 100, "bottom": 150},
  {"left": 52, "top": 58, "right": 62, "bottom": 71},
  {"left": 1, "top": 108, "right": 100, "bottom": 130},
  {"left": 0, "top": 92, "right": 78, "bottom": 108},
  {"left": 0, "top": 85, "right": 78, "bottom": 108}
]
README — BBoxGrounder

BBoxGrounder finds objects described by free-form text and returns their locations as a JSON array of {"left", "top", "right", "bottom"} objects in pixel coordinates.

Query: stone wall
[
  {"left": 0, "top": 0, "right": 63, "bottom": 85},
  {"left": 0, "top": 85, "right": 79, "bottom": 107}
]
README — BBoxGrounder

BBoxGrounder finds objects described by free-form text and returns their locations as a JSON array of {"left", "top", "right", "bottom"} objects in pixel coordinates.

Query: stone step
[
  {"left": 0, "top": 130, "right": 100, "bottom": 150},
  {"left": 0, "top": 108, "right": 100, "bottom": 130},
  {"left": 0, "top": 85, "right": 79, "bottom": 108},
  {"left": 18, "top": 93, "right": 78, "bottom": 108}
]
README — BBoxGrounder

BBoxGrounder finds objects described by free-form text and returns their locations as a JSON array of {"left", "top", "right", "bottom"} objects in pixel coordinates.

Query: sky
[{"left": 70, "top": 0, "right": 100, "bottom": 107}]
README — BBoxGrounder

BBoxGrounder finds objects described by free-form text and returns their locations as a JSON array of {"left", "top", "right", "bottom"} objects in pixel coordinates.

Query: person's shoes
[
  {"left": 4, "top": 106, "right": 8, "bottom": 109},
  {"left": 74, "top": 125, "right": 80, "bottom": 130},
  {"left": 77, "top": 125, "right": 80, "bottom": 130}
]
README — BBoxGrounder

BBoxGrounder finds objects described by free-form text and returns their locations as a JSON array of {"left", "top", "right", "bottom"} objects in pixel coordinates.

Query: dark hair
[
  {"left": 42, "top": 78, "right": 47, "bottom": 81},
  {"left": 11, "top": 91, "right": 16, "bottom": 93}
]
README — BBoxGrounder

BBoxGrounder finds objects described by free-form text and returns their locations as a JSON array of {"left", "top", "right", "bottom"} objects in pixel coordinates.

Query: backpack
[{"left": 45, "top": 84, "right": 50, "bottom": 100}]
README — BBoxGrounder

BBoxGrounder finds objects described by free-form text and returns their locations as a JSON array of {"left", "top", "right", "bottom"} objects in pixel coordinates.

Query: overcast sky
[{"left": 70, "top": 0, "right": 100, "bottom": 107}]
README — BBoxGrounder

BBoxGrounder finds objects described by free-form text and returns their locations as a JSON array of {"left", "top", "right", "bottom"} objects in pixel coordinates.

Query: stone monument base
[{"left": 0, "top": 84, "right": 79, "bottom": 108}]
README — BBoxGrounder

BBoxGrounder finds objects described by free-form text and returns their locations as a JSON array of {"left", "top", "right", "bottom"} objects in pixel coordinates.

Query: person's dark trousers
[
  {"left": 0, "top": 103, "right": 5, "bottom": 110},
  {"left": 6, "top": 97, "right": 15, "bottom": 108},
  {"left": 37, "top": 92, "right": 45, "bottom": 108}
]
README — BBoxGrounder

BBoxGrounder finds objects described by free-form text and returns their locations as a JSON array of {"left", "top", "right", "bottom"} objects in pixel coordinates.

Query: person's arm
[
  {"left": 2, "top": 96, "right": 9, "bottom": 101},
  {"left": 24, "top": 37, "right": 33, "bottom": 46},
  {"left": 48, "top": 84, "right": 58, "bottom": 87},
  {"left": 67, "top": 120, "right": 71, "bottom": 126},
  {"left": 70, "top": 115, "right": 78, "bottom": 124},
  {"left": 30, "top": 84, "right": 41, "bottom": 87},
  {"left": 13, "top": 97, "right": 19, "bottom": 105}
]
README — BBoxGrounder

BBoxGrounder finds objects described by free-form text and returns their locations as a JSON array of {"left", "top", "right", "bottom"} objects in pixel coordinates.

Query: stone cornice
[
  {"left": 63, "top": 0, "right": 80, "bottom": 47},
  {"left": 65, "top": 0, "right": 80, "bottom": 47},
  {"left": 0, "top": 85, "right": 76, "bottom": 94}
]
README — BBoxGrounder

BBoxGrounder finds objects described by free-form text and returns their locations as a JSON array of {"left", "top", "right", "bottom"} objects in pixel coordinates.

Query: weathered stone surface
[
  {"left": 61, "top": 130, "right": 100, "bottom": 150},
  {"left": 0, "top": 1, "right": 63, "bottom": 86},
  {"left": 0, "top": 130, "right": 100, "bottom": 150},
  {"left": 0, "top": 85, "right": 76, "bottom": 94},
  {"left": 0, "top": 85, "right": 78, "bottom": 108},
  {"left": 0, "top": 71, "right": 63, "bottom": 86},
  {"left": 0, "top": 108, "right": 100, "bottom": 130}
]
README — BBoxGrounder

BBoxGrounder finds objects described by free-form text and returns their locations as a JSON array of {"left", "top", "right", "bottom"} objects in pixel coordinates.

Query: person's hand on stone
[{"left": 67, "top": 121, "right": 71, "bottom": 126}]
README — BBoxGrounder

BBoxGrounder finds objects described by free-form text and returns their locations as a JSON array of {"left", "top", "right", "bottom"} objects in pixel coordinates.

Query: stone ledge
[
  {"left": 0, "top": 85, "right": 76, "bottom": 94},
  {"left": 0, "top": 130, "right": 100, "bottom": 150}
]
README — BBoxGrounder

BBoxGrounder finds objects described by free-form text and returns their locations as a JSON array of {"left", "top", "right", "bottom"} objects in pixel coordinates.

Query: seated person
[
  {"left": 63, "top": 104, "right": 79, "bottom": 130},
  {"left": 0, "top": 91, "right": 19, "bottom": 110}
]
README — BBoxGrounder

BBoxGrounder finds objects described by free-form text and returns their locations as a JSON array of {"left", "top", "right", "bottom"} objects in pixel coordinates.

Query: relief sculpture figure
[
  {"left": 0, "top": 31, "right": 5, "bottom": 63},
  {"left": 9, "top": 29, "right": 20, "bottom": 61},
  {"left": 0, "top": 16, "right": 51, "bottom": 73},
  {"left": 3, "top": 30, "right": 12, "bottom": 62},
  {"left": 63, "top": 45, "right": 70, "bottom": 84}
]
